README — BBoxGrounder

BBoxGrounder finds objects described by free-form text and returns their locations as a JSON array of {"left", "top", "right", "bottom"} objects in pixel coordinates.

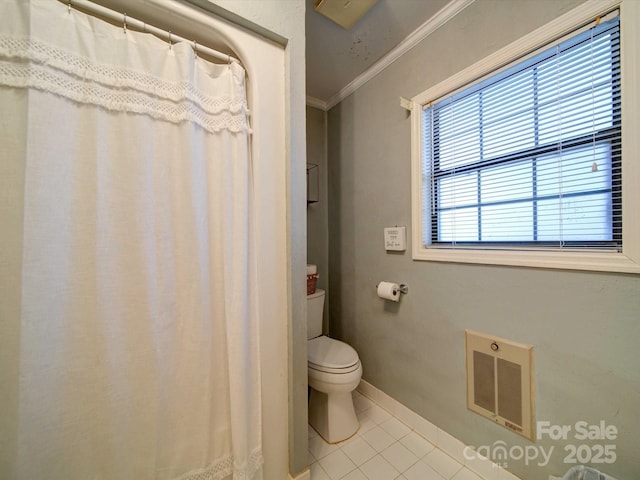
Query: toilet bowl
[{"left": 307, "top": 289, "right": 362, "bottom": 443}]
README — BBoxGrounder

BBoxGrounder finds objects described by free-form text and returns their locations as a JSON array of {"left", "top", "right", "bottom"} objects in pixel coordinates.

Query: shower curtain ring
[
  {"left": 168, "top": 31, "right": 172, "bottom": 50},
  {"left": 68, "top": 1, "right": 72, "bottom": 14},
  {"left": 193, "top": 40, "right": 198, "bottom": 59},
  {"left": 123, "top": 13, "right": 127, "bottom": 34}
]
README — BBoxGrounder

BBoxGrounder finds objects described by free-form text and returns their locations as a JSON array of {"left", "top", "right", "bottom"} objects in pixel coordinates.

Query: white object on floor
[{"left": 307, "top": 290, "right": 363, "bottom": 443}]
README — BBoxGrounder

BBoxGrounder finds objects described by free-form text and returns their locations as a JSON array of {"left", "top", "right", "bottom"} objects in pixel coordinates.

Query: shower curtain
[{"left": 0, "top": 1, "right": 262, "bottom": 479}]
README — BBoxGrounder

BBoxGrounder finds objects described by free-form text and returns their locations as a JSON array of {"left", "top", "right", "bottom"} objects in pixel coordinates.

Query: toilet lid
[{"left": 308, "top": 336, "right": 359, "bottom": 370}]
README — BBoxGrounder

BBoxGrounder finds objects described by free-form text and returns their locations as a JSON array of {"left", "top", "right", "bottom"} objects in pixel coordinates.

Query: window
[
  {"left": 425, "top": 16, "right": 620, "bottom": 248},
  {"left": 411, "top": 2, "right": 640, "bottom": 273}
]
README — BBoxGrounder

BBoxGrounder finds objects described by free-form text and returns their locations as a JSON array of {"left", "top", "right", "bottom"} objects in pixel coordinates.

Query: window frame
[{"left": 410, "top": 0, "right": 640, "bottom": 273}]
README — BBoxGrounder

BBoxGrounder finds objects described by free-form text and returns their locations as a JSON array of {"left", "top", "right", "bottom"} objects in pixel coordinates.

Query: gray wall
[
  {"left": 326, "top": 1, "right": 640, "bottom": 479},
  {"left": 307, "top": 106, "right": 330, "bottom": 331}
]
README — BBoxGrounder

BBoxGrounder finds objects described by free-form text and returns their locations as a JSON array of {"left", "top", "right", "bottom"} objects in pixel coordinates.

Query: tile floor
[{"left": 308, "top": 391, "right": 485, "bottom": 480}]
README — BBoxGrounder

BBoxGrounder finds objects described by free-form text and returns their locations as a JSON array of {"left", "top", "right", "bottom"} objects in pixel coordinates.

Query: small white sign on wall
[{"left": 384, "top": 226, "right": 406, "bottom": 251}]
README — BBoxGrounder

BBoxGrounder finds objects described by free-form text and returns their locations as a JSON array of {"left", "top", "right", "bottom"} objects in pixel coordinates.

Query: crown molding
[
  {"left": 322, "top": 0, "right": 476, "bottom": 110},
  {"left": 306, "top": 95, "right": 328, "bottom": 111}
]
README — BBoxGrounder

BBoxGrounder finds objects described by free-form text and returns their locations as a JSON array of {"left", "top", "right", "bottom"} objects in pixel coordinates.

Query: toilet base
[{"left": 308, "top": 388, "right": 359, "bottom": 444}]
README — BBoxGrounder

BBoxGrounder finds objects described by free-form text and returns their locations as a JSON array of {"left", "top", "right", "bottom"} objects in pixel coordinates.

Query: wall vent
[{"left": 465, "top": 330, "right": 535, "bottom": 440}]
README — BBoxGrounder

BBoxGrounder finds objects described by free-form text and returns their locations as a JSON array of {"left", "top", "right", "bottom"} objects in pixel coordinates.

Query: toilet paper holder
[{"left": 376, "top": 283, "right": 409, "bottom": 295}]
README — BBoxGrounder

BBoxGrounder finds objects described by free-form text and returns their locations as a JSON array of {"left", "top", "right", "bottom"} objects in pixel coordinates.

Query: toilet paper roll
[
  {"left": 307, "top": 264, "right": 317, "bottom": 275},
  {"left": 377, "top": 281, "right": 400, "bottom": 302}
]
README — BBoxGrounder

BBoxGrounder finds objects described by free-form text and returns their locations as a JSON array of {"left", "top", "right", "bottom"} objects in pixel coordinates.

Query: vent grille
[{"left": 465, "top": 330, "right": 535, "bottom": 440}]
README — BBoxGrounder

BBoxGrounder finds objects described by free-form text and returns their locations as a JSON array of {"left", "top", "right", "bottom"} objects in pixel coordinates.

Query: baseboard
[{"left": 356, "top": 379, "right": 522, "bottom": 480}]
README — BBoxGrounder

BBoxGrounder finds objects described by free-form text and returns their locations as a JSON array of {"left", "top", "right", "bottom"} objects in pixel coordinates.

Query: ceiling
[{"left": 305, "top": 0, "right": 452, "bottom": 107}]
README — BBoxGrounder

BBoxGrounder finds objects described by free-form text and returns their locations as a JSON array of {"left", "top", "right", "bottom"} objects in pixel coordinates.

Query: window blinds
[{"left": 422, "top": 15, "right": 621, "bottom": 250}]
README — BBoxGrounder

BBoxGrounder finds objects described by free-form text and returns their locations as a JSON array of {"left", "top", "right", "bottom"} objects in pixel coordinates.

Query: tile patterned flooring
[{"left": 308, "top": 391, "right": 485, "bottom": 480}]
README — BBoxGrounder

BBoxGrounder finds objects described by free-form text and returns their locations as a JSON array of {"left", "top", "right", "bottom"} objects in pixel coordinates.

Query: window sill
[{"left": 412, "top": 246, "right": 640, "bottom": 274}]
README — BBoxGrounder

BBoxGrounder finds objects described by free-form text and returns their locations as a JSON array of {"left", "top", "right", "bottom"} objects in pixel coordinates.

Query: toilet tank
[{"left": 307, "top": 289, "right": 325, "bottom": 340}]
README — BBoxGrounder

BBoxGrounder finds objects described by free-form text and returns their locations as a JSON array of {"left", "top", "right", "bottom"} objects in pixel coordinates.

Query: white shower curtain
[{"left": 0, "top": 1, "right": 262, "bottom": 479}]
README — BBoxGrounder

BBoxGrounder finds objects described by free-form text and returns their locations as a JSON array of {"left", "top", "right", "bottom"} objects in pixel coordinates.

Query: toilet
[{"left": 307, "top": 289, "right": 362, "bottom": 443}]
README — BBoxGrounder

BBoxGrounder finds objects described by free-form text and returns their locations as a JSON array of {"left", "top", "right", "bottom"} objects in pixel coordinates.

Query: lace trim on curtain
[
  {"left": 176, "top": 447, "right": 263, "bottom": 480},
  {"left": 0, "top": 36, "right": 250, "bottom": 134}
]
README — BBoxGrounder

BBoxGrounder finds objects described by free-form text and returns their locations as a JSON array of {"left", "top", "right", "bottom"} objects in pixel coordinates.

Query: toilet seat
[
  {"left": 309, "top": 361, "right": 361, "bottom": 375},
  {"left": 308, "top": 336, "right": 359, "bottom": 373}
]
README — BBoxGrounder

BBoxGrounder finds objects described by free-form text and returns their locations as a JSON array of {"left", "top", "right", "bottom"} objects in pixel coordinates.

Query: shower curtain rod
[{"left": 64, "top": 0, "right": 240, "bottom": 64}]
